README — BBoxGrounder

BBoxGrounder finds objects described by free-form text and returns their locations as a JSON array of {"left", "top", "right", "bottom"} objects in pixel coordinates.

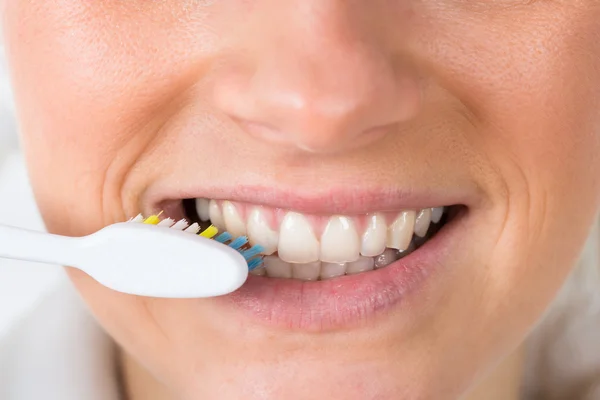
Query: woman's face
[{"left": 4, "top": 1, "right": 600, "bottom": 399}]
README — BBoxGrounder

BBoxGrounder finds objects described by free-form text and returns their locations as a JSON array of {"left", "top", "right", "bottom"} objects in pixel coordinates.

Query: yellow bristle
[
  {"left": 143, "top": 215, "right": 161, "bottom": 225},
  {"left": 199, "top": 225, "right": 218, "bottom": 239}
]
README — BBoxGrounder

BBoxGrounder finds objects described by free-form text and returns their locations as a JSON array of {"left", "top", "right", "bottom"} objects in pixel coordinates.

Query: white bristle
[
  {"left": 130, "top": 214, "right": 144, "bottom": 223},
  {"left": 127, "top": 215, "right": 195, "bottom": 231},
  {"left": 158, "top": 218, "right": 175, "bottom": 227},
  {"left": 171, "top": 219, "right": 189, "bottom": 230},
  {"left": 184, "top": 222, "right": 200, "bottom": 234}
]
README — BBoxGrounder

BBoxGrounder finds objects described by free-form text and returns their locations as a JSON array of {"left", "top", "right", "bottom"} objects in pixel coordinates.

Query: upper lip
[{"left": 147, "top": 183, "right": 477, "bottom": 216}]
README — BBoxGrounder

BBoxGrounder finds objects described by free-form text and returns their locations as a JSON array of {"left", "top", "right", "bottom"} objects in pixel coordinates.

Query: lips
[
  {"left": 147, "top": 186, "right": 470, "bottom": 331},
  {"left": 224, "top": 206, "right": 465, "bottom": 331}
]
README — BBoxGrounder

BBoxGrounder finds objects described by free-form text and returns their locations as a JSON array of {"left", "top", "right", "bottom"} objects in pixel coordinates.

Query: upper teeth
[{"left": 195, "top": 198, "right": 444, "bottom": 264}]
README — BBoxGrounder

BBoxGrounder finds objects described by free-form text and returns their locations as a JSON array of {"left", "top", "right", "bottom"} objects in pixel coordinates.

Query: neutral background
[{"left": 0, "top": 43, "right": 65, "bottom": 336}]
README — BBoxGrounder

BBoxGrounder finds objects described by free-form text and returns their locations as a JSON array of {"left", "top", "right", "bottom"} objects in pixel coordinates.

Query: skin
[{"left": 3, "top": 0, "right": 600, "bottom": 399}]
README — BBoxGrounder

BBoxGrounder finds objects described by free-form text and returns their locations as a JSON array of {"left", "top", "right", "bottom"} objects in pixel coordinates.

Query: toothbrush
[{"left": 0, "top": 214, "right": 265, "bottom": 299}]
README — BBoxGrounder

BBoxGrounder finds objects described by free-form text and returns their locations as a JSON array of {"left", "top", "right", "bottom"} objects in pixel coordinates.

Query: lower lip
[{"left": 215, "top": 210, "right": 466, "bottom": 332}]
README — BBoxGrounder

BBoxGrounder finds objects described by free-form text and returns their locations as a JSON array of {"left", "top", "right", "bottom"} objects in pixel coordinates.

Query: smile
[
  {"left": 151, "top": 187, "right": 471, "bottom": 331},
  {"left": 185, "top": 198, "right": 448, "bottom": 280}
]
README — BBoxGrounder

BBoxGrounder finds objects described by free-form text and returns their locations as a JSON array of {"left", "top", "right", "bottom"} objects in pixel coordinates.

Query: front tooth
[
  {"left": 222, "top": 201, "right": 246, "bottom": 237},
  {"left": 278, "top": 212, "right": 320, "bottom": 263},
  {"left": 431, "top": 207, "right": 444, "bottom": 223},
  {"left": 320, "top": 262, "right": 347, "bottom": 280},
  {"left": 264, "top": 256, "right": 292, "bottom": 278},
  {"left": 360, "top": 213, "right": 387, "bottom": 257},
  {"left": 374, "top": 248, "right": 398, "bottom": 269},
  {"left": 249, "top": 267, "right": 266, "bottom": 276},
  {"left": 414, "top": 208, "right": 432, "bottom": 237},
  {"left": 195, "top": 198, "right": 211, "bottom": 221},
  {"left": 247, "top": 207, "right": 279, "bottom": 255},
  {"left": 386, "top": 211, "right": 416, "bottom": 251},
  {"left": 208, "top": 200, "right": 226, "bottom": 230},
  {"left": 346, "top": 256, "right": 374, "bottom": 275},
  {"left": 292, "top": 262, "right": 321, "bottom": 281},
  {"left": 320, "top": 216, "right": 360, "bottom": 263}
]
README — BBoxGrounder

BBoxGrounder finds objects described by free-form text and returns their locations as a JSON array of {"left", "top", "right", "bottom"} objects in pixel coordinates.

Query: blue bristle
[
  {"left": 212, "top": 231, "right": 264, "bottom": 270},
  {"left": 247, "top": 258, "right": 264, "bottom": 271},
  {"left": 228, "top": 236, "right": 248, "bottom": 250},
  {"left": 241, "top": 245, "right": 265, "bottom": 260},
  {"left": 215, "top": 232, "right": 232, "bottom": 243}
]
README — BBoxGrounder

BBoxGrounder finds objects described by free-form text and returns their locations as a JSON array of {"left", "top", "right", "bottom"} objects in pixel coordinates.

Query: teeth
[
  {"left": 278, "top": 212, "right": 320, "bottom": 263},
  {"left": 195, "top": 198, "right": 211, "bottom": 221},
  {"left": 414, "top": 208, "right": 432, "bottom": 237},
  {"left": 320, "top": 216, "right": 360, "bottom": 263},
  {"left": 397, "top": 241, "right": 416, "bottom": 259},
  {"left": 249, "top": 267, "right": 266, "bottom": 276},
  {"left": 264, "top": 256, "right": 292, "bottom": 278},
  {"left": 431, "top": 207, "right": 444, "bottom": 224},
  {"left": 360, "top": 213, "right": 387, "bottom": 257},
  {"left": 247, "top": 207, "right": 279, "bottom": 255},
  {"left": 346, "top": 256, "right": 374, "bottom": 275},
  {"left": 193, "top": 198, "right": 446, "bottom": 273},
  {"left": 374, "top": 249, "right": 398, "bottom": 269},
  {"left": 292, "top": 262, "right": 321, "bottom": 281},
  {"left": 386, "top": 211, "right": 416, "bottom": 251},
  {"left": 222, "top": 201, "right": 246, "bottom": 237},
  {"left": 320, "top": 262, "right": 347, "bottom": 280},
  {"left": 208, "top": 200, "right": 226, "bottom": 230}
]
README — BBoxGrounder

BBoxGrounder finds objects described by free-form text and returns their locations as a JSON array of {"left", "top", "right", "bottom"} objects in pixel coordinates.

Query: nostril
[
  {"left": 212, "top": 48, "right": 423, "bottom": 152},
  {"left": 233, "top": 118, "right": 289, "bottom": 145}
]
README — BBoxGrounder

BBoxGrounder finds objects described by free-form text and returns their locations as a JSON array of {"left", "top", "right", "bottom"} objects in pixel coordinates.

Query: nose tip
[
  {"left": 215, "top": 58, "right": 423, "bottom": 153},
  {"left": 213, "top": 17, "right": 422, "bottom": 153}
]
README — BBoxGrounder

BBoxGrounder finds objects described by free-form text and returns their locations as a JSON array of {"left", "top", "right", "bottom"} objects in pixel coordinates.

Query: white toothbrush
[{"left": 0, "top": 216, "right": 263, "bottom": 298}]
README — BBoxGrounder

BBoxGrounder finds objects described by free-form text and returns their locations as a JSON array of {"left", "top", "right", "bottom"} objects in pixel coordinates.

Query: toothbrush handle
[{"left": 0, "top": 224, "right": 78, "bottom": 266}]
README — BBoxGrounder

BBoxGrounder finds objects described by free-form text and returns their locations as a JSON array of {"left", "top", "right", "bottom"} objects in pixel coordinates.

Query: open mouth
[
  {"left": 149, "top": 189, "right": 470, "bottom": 331},
  {"left": 180, "top": 198, "right": 455, "bottom": 280}
]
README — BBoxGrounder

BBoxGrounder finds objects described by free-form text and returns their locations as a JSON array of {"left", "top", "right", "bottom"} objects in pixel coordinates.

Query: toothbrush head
[{"left": 130, "top": 213, "right": 265, "bottom": 271}]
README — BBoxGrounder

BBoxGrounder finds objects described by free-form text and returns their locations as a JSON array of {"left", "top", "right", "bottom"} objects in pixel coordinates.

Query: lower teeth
[{"left": 250, "top": 228, "right": 431, "bottom": 281}]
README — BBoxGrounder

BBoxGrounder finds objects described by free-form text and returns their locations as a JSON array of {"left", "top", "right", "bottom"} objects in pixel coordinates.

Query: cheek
[
  {"left": 2, "top": 1, "right": 205, "bottom": 233},
  {"left": 407, "top": 5, "right": 600, "bottom": 365},
  {"left": 2, "top": 4, "right": 126, "bottom": 231}
]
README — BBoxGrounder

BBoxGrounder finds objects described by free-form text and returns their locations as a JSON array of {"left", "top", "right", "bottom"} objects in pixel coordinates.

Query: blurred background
[{"left": 0, "top": 44, "right": 65, "bottom": 336}]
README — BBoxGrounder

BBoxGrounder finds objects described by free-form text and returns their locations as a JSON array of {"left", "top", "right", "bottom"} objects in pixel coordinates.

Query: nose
[{"left": 213, "top": 2, "right": 422, "bottom": 154}]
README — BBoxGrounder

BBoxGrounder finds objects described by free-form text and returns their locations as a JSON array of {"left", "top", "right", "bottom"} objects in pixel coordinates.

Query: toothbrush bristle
[
  {"left": 199, "top": 225, "right": 218, "bottom": 239},
  {"left": 184, "top": 222, "right": 201, "bottom": 234},
  {"left": 130, "top": 214, "right": 145, "bottom": 223},
  {"left": 228, "top": 236, "right": 248, "bottom": 250},
  {"left": 158, "top": 218, "right": 175, "bottom": 227},
  {"left": 171, "top": 219, "right": 189, "bottom": 230},
  {"left": 143, "top": 215, "right": 161, "bottom": 225},
  {"left": 248, "top": 258, "right": 264, "bottom": 271},
  {"left": 215, "top": 232, "right": 232, "bottom": 243},
  {"left": 129, "top": 214, "right": 265, "bottom": 270},
  {"left": 241, "top": 245, "right": 265, "bottom": 260}
]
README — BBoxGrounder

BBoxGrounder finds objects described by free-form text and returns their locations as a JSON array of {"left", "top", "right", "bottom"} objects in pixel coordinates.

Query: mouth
[
  {"left": 152, "top": 190, "right": 469, "bottom": 331},
  {"left": 182, "top": 198, "right": 451, "bottom": 280}
]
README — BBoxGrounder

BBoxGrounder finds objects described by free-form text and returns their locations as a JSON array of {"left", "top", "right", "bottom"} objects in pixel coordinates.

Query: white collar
[{"left": 0, "top": 283, "right": 121, "bottom": 400}]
